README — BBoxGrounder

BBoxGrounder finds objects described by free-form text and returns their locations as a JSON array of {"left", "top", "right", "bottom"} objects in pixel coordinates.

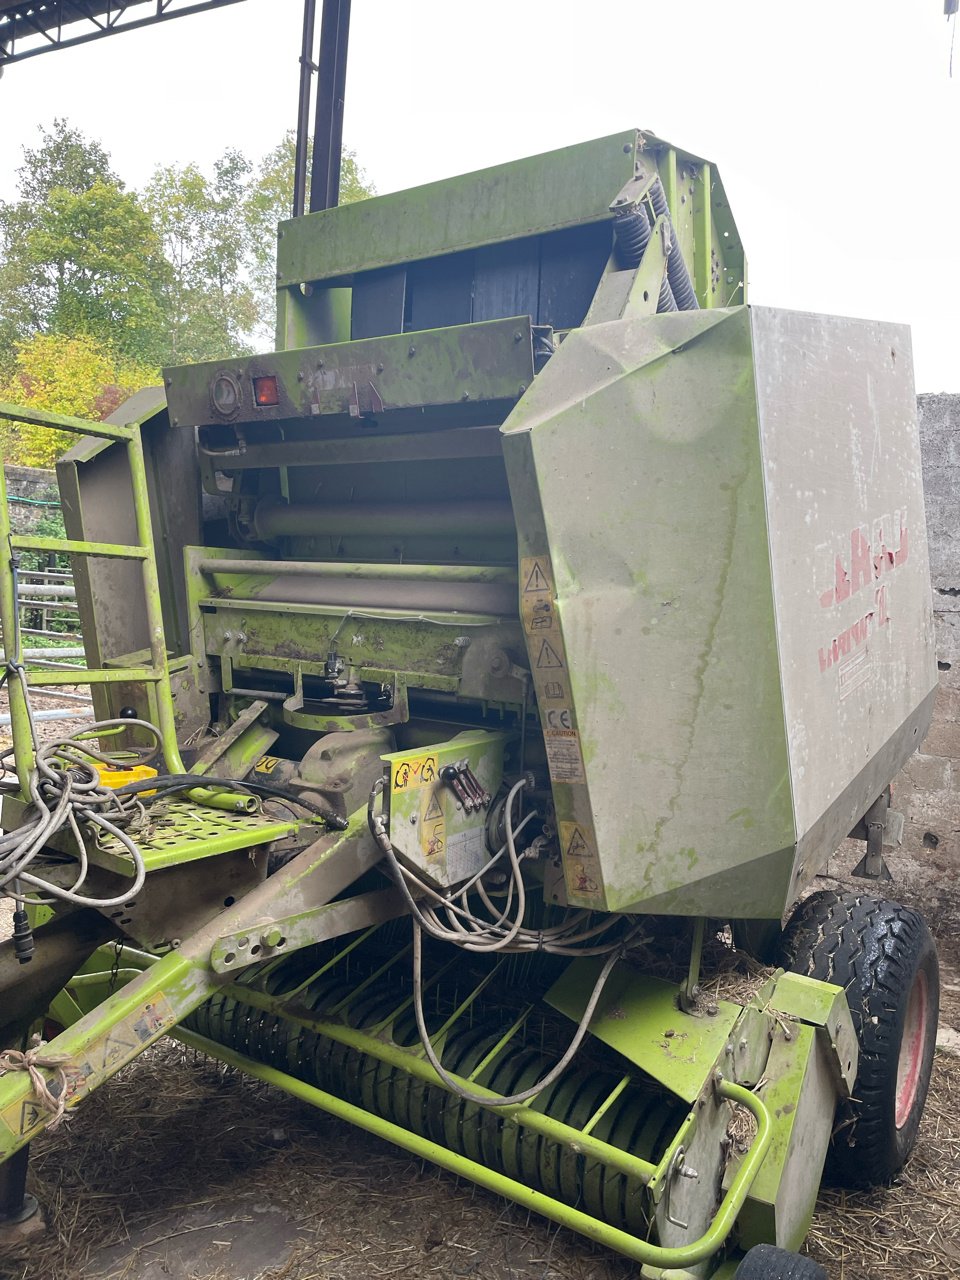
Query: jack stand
[
  {"left": 852, "top": 791, "right": 894, "bottom": 881},
  {"left": 0, "top": 1144, "right": 43, "bottom": 1243}
]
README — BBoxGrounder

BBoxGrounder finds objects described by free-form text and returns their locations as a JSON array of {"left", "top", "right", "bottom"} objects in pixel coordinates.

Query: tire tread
[{"left": 777, "top": 889, "right": 938, "bottom": 1187}]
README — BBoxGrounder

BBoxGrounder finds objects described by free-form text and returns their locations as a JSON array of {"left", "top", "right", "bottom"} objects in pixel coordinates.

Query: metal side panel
[
  {"left": 56, "top": 389, "right": 203, "bottom": 726},
  {"left": 750, "top": 308, "right": 939, "bottom": 854},
  {"left": 276, "top": 131, "right": 641, "bottom": 286},
  {"left": 502, "top": 308, "right": 796, "bottom": 917},
  {"left": 163, "top": 317, "right": 535, "bottom": 430}
]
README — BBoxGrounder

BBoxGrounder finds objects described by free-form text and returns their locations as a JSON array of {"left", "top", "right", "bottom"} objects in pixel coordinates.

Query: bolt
[
  {"left": 518, "top": 383, "right": 527, "bottom": 394},
  {"left": 461, "top": 390, "right": 470, "bottom": 400},
  {"left": 724, "top": 1042, "right": 734, "bottom": 1056},
  {"left": 408, "top": 344, "right": 416, "bottom": 357},
  {"left": 453, "top": 636, "right": 471, "bottom": 649},
  {"left": 706, "top": 1003, "right": 719, "bottom": 1016},
  {"left": 664, "top": 1028, "right": 675, "bottom": 1039},
  {"left": 262, "top": 927, "right": 283, "bottom": 949},
  {"left": 297, "top": 371, "right": 304, "bottom": 382},
  {"left": 409, "top": 814, "right": 418, "bottom": 824},
  {"left": 514, "top": 329, "right": 523, "bottom": 341},
  {"left": 377, "top": 362, "right": 385, "bottom": 372},
  {"left": 223, "top": 631, "right": 233, "bottom": 641},
  {"left": 679, "top": 1164, "right": 699, "bottom": 1180}
]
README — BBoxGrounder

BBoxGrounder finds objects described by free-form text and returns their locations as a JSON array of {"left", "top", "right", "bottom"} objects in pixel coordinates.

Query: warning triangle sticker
[
  {"left": 536, "top": 639, "right": 564, "bottom": 669},
  {"left": 523, "top": 560, "right": 550, "bottom": 593},
  {"left": 565, "top": 827, "right": 589, "bottom": 859},
  {"left": 423, "top": 793, "right": 443, "bottom": 822}
]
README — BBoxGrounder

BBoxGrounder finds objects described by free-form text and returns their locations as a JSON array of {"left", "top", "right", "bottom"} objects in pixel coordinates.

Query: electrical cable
[
  {"left": 410, "top": 919, "right": 628, "bottom": 1107},
  {"left": 0, "top": 682, "right": 155, "bottom": 908},
  {"left": 366, "top": 774, "right": 642, "bottom": 1104}
]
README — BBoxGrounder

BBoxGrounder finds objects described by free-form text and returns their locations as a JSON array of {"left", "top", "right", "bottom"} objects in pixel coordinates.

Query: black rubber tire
[
  {"left": 776, "top": 889, "right": 939, "bottom": 1188},
  {"left": 733, "top": 1243, "right": 827, "bottom": 1279}
]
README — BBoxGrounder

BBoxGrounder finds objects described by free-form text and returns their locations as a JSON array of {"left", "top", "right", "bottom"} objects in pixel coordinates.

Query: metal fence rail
[{"left": 0, "top": 534, "right": 94, "bottom": 723}]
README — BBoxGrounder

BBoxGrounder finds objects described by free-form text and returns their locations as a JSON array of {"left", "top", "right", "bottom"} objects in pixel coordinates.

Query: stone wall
[
  {"left": 896, "top": 394, "right": 959, "bottom": 861},
  {"left": 3, "top": 464, "right": 60, "bottom": 534}
]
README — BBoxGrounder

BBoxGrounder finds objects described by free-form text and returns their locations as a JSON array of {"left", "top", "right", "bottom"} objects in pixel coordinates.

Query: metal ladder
[{"left": 0, "top": 401, "right": 186, "bottom": 792}]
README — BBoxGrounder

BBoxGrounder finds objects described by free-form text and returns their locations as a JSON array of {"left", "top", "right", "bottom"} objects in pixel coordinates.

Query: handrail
[
  {"left": 0, "top": 401, "right": 134, "bottom": 442},
  {"left": 0, "top": 414, "right": 187, "bottom": 786}
]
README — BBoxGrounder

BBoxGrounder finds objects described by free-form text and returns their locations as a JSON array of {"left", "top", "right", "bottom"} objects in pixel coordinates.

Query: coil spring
[
  {"left": 613, "top": 209, "right": 652, "bottom": 270},
  {"left": 649, "top": 179, "right": 700, "bottom": 312}
]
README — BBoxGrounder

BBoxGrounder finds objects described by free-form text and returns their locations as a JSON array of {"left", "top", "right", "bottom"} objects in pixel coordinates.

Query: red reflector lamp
[{"left": 253, "top": 375, "right": 279, "bottom": 407}]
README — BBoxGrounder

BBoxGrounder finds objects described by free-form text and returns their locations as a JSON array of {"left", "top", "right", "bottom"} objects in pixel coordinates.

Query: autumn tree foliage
[{"left": 0, "top": 333, "right": 155, "bottom": 467}]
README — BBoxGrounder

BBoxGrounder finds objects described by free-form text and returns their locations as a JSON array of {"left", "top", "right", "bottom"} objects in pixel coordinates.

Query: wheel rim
[{"left": 895, "top": 967, "right": 929, "bottom": 1128}]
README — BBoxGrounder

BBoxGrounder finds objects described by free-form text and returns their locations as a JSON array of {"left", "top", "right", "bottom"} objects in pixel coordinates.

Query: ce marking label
[{"left": 545, "top": 708, "right": 573, "bottom": 730}]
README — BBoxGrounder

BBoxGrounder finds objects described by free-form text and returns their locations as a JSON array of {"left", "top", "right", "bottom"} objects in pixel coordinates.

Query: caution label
[
  {"left": 535, "top": 638, "right": 565, "bottom": 670},
  {"left": 559, "top": 822, "right": 602, "bottom": 897},
  {"left": 522, "top": 558, "right": 553, "bottom": 595},
  {"left": 520, "top": 557, "right": 556, "bottom": 632},
  {"left": 544, "top": 729, "right": 586, "bottom": 783},
  {"left": 421, "top": 789, "right": 445, "bottom": 857},
  {"left": 0, "top": 992, "right": 176, "bottom": 1142},
  {"left": 519, "top": 552, "right": 604, "bottom": 907},
  {"left": 392, "top": 754, "right": 438, "bottom": 791}
]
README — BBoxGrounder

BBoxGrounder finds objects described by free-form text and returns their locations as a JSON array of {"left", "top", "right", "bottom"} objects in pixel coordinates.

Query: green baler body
[
  {"left": 0, "top": 128, "right": 934, "bottom": 1275},
  {"left": 142, "top": 129, "right": 936, "bottom": 919}
]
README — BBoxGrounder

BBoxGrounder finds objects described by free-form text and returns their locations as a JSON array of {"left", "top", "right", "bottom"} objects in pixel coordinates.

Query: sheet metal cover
[{"left": 547, "top": 960, "right": 738, "bottom": 1103}]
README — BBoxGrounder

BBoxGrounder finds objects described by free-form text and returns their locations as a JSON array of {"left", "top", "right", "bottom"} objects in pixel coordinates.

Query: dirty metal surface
[
  {"left": 752, "top": 308, "right": 937, "bottom": 839},
  {"left": 502, "top": 306, "right": 937, "bottom": 918},
  {"left": 88, "top": 801, "right": 296, "bottom": 875},
  {"left": 276, "top": 131, "right": 641, "bottom": 287},
  {"left": 163, "top": 317, "right": 535, "bottom": 429}
]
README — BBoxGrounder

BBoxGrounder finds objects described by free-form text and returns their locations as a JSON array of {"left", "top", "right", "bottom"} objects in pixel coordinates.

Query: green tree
[
  {"left": 0, "top": 120, "right": 119, "bottom": 361},
  {"left": 143, "top": 150, "right": 258, "bottom": 363},
  {"left": 15, "top": 118, "right": 117, "bottom": 205},
  {"left": 0, "top": 121, "right": 168, "bottom": 368},
  {"left": 0, "top": 120, "right": 376, "bottom": 376},
  {"left": 0, "top": 333, "right": 156, "bottom": 467},
  {"left": 245, "top": 132, "right": 375, "bottom": 340},
  {"left": 28, "top": 182, "right": 169, "bottom": 362}
]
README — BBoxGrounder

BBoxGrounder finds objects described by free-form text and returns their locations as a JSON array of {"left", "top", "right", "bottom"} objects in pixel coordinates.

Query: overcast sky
[{"left": 0, "top": 0, "right": 957, "bottom": 390}]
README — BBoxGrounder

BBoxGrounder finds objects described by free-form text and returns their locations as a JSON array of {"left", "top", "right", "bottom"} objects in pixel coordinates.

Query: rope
[{"left": 0, "top": 1035, "right": 71, "bottom": 1128}]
